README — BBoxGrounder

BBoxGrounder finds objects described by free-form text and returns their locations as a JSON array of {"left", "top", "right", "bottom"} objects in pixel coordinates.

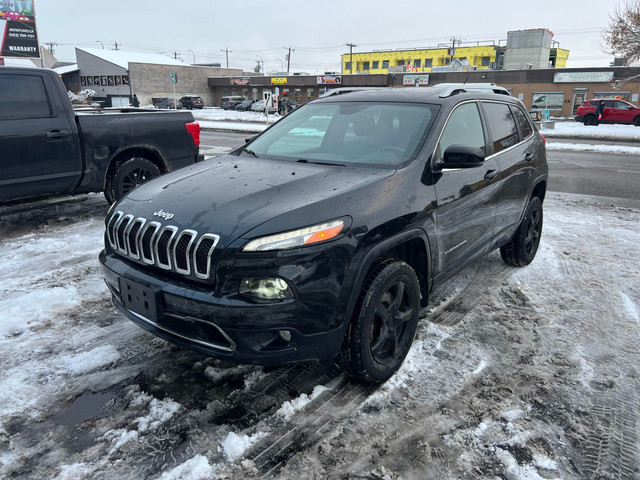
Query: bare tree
[{"left": 602, "top": 1, "right": 640, "bottom": 64}]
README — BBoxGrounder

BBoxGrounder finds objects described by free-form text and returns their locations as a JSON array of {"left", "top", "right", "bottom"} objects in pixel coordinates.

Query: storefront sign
[
  {"left": 271, "top": 77, "right": 287, "bottom": 85},
  {"left": 230, "top": 77, "right": 250, "bottom": 85},
  {"left": 317, "top": 75, "right": 342, "bottom": 85},
  {"left": 403, "top": 74, "right": 429, "bottom": 85},
  {"left": 1, "top": 0, "right": 39, "bottom": 58},
  {"left": 553, "top": 72, "right": 614, "bottom": 83}
]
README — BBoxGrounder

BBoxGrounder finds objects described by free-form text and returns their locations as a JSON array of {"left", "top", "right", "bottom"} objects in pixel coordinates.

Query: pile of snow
[{"left": 541, "top": 121, "right": 640, "bottom": 141}]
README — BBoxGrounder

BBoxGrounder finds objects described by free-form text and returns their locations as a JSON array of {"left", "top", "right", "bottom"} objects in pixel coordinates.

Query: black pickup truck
[
  {"left": 100, "top": 85, "right": 548, "bottom": 383},
  {"left": 0, "top": 66, "right": 203, "bottom": 204}
]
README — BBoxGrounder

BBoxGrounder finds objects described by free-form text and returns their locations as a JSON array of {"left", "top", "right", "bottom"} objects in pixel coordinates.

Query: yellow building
[{"left": 341, "top": 45, "right": 570, "bottom": 74}]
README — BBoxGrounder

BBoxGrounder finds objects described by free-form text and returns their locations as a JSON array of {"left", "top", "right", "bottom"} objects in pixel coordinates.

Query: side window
[
  {"left": 482, "top": 102, "right": 519, "bottom": 153},
  {"left": 614, "top": 101, "right": 628, "bottom": 109},
  {"left": 510, "top": 106, "right": 533, "bottom": 140},
  {"left": 0, "top": 75, "right": 51, "bottom": 120},
  {"left": 436, "top": 102, "right": 485, "bottom": 161}
]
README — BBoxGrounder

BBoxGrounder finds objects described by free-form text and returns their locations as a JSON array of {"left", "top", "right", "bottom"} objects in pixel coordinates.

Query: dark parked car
[
  {"left": 575, "top": 98, "right": 640, "bottom": 126},
  {"left": 100, "top": 85, "right": 547, "bottom": 383},
  {"left": 180, "top": 95, "right": 204, "bottom": 110},
  {"left": 235, "top": 99, "right": 256, "bottom": 111},
  {"left": 0, "top": 66, "right": 203, "bottom": 205},
  {"left": 156, "top": 98, "right": 183, "bottom": 109},
  {"left": 220, "top": 96, "right": 245, "bottom": 109}
]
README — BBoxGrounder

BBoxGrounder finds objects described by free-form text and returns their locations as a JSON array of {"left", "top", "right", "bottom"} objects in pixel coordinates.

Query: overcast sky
[{"left": 35, "top": 0, "right": 616, "bottom": 72}]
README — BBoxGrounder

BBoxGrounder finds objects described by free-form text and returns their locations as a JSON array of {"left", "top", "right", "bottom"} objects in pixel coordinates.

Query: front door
[
  {"left": 572, "top": 92, "right": 587, "bottom": 116},
  {"left": 0, "top": 72, "right": 80, "bottom": 203},
  {"left": 431, "top": 102, "right": 501, "bottom": 281}
]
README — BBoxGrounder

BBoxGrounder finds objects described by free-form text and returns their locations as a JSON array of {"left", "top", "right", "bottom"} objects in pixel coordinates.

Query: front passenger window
[{"left": 436, "top": 103, "right": 485, "bottom": 161}]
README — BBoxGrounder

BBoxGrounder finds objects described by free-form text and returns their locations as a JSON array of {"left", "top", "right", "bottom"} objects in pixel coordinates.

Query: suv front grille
[{"left": 107, "top": 211, "right": 220, "bottom": 280}]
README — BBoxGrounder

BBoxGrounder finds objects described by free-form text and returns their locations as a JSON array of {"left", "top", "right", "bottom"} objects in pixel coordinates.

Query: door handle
[
  {"left": 484, "top": 169, "right": 498, "bottom": 180},
  {"left": 45, "top": 130, "right": 70, "bottom": 140},
  {"left": 525, "top": 153, "right": 534, "bottom": 162}
]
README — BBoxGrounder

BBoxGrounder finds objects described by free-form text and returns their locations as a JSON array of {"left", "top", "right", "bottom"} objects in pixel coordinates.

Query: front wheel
[
  {"left": 106, "top": 157, "right": 161, "bottom": 203},
  {"left": 500, "top": 196, "right": 543, "bottom": 267},
  {"left": 339, "top": 260, "right": 421, "bottom": 383}
]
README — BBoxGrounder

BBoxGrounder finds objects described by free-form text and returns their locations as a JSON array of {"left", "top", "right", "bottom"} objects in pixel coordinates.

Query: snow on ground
[
  {"left": 0, "top": 191, "right": 638, "bottom": 479},
  {"left": 546, "top": 142, "right": 640, "bottom": 155},
  {"left": 192, "top": 108, "right": 277, "bottom": 132},
  {"left": 541, "top": 120, "right": 640, "bottom": 141}
]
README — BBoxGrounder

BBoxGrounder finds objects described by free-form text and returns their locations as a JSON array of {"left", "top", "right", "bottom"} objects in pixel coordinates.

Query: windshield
[{"left": 245, "top": 101, "right": 438, "bottom": 167}]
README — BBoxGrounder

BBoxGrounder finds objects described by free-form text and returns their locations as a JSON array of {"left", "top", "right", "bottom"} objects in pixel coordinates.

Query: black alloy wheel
[
  {"left": 107, "top": 157, "right": 161, "bottom": 203},
  {"left": 340, "top": 260, "right": 421, "bottom": 383},
  {"left": 500, "top": 196, "right": 543, "bottom": 267}
]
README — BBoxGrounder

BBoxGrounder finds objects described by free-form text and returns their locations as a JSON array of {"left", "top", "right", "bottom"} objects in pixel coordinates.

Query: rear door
[
  {"left": 0, "top": 72, "right": 81, "bottom": 202},
  {"left": 481, "top": 102, "right": 536, "bottom": 247},
  {"left": 432, "top": 101, "right": 501, "bottom": 279}
]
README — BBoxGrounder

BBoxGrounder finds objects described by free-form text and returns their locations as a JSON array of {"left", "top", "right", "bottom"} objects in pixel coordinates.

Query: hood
[{"left": 114, "top": 155, "right": 394, "bottom": 246}]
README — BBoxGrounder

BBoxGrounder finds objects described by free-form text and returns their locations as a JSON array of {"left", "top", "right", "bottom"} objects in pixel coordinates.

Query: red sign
[{"left": 231, "top": 78, "right": 250, "bottom": 85}]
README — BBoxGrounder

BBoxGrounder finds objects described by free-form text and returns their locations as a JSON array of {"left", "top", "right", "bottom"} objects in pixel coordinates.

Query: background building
[{"left": 341, "top": 29, "right": 569, "bottom": 74}]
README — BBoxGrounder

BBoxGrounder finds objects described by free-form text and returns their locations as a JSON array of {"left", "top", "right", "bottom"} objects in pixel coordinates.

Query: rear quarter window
[
  {"left": 482, "top": 102, "right": 519, "bottom": 153},
  {"left": 510, "top": 106, "right": 533, "bottom": 140}
]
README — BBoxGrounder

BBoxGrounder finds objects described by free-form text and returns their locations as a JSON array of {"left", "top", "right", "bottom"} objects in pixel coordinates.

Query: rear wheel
[
  {"left": 106, "top": 157, "right": 161, "bottom": 203},
  {"left": 500, "top": 196, "right": 543, "bottom": 267},
  {"left": 583, "top": 115, "right": 596, "bottom": 126},
  {"left": 339, "top": 260, "right": 421, "bottom": 383},
  {"left": 634, "top": 117, "right": 640, "bottom": 126}
]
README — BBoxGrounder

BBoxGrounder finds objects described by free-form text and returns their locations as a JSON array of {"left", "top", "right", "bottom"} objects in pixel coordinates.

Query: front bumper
[{"left": 99, "top": 243, "right": 358, "bottom": 365}]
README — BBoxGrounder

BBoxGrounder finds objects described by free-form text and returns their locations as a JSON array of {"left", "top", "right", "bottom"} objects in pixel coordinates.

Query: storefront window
[
  {"left": 294, "top": 89, "right": 302, "bottom": 103},
  {"left": 594, "top": 91, "right": 631, "bottom": 101},
  {"left": 531, "top": 92, "right": 564, "bottom": 110},
  {"left": 307, "top": 88, "right": 316, "bottom": 100}
]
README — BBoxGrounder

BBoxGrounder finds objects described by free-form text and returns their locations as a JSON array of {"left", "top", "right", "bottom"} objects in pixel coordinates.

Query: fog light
[
  {"left": 279, "top": 330, "right": 292, "bottom": 342},
  {"left": 239, "top": 278, "right": 293, "bottom": 300}
]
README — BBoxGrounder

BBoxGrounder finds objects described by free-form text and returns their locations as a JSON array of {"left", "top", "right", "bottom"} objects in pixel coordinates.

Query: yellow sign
[{"left": 271, "top": 77, "right": 287, "bottom": 85}]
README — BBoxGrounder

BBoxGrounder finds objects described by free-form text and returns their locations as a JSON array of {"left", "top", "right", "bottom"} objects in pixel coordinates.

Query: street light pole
[
  {"left": 96, "top": 40, "right": 104, "bottom": 49},
  {"left": 187, "top": 50, "right": 195, "bottom": 65},
  {"left": 256, "top": 55, "right": 264, "bottom": 74}
]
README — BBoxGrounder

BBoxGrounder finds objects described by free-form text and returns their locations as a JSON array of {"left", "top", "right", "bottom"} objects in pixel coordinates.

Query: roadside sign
[{"left": 169, "top": 72, "right": 177, "bottom": 84}]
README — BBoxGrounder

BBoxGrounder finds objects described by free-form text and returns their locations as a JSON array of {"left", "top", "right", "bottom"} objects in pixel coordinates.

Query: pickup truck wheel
[
  {"left": 108, "top": 157, "right": 161, "bottom": 202},
  {"left": 339, "top": 260, "right": 420, "bottom": 383},
  {"left": 500, "top": 196, "right": 543, "bottom": 267}
]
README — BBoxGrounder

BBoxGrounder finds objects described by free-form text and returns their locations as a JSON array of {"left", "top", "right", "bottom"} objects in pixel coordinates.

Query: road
[{"left": 201, "top": 130, "right": 640, "bottom": 201}]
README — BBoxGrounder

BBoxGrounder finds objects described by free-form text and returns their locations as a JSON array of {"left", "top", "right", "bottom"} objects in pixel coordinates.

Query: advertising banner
[
  {"left": 1, "top": 0, "right": 39, "bottom": 58},
  {"left": 553, "top": 71, "right": 614, "bottom": 83},
  {"left": 317, "top": 75, "right": 341, "bottom": 85}
]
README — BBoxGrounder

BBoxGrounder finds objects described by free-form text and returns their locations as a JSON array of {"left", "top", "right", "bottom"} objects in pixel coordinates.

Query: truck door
[
  {"left": 0, "top": 72, "right": 80, "bottom": 203},
  {"left": 431, "top": 102, "right": 501, "bottom": 280}
]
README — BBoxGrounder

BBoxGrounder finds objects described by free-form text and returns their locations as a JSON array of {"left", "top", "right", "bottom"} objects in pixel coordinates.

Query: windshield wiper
[
  {"left": 243, "top": 148, "right": 260, "bottom": 158},
  {"left": 297, "top": 158, "right": 345, "bottom": 167}
]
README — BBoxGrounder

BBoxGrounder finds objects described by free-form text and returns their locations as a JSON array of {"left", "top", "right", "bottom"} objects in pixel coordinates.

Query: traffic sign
[{"left": 169, "top": 72, "right": 177, "bottom": 84}]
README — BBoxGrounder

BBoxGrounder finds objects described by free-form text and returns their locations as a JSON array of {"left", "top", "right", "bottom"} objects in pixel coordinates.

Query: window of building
[
  {"left": 363, "top": 61, "right": 370, "bottom": 71},
  {"left": 0, "top": 75, "right": 51, "bottom": 119},
  {"left": 425, "top": 59, "right": 433, "bottom": 68},
  {"left": 307, "top": 88, "right": 316, "bottom": 100},
  {"left": 531, "top": 92, "right": 564, "bottom": 110},
  {"left": 382, "top": 60, "right": 389, "bottom": 69},
  {"left": 413, "top": 59, "right": 421, "bottom": 68},
  {"left": 397, "top": 60, "right": 405, "bottom": 66},
  {"left": 345, "top": 62, "right": 352, "bottom": 71},
  {"left": 372, "top": 61, "right": 379, "bottom": 69},
  {"left": 482, "top": 102, "right": 519, "bottom": 153},
  {"left": 481, "top": 56, "right": 491, "bottom": 67}
]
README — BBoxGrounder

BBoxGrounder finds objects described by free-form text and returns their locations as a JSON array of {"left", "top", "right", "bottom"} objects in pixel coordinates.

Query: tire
[
  {"left": 583, "top": 115, "right": 596, "bottom": 126},
  {"left": 106, "top": 157, "right": 161, "bottom": 203},
  {"left": 339, "top": 260, "right": 421, "bottom": 383},
  {"left": 634, "top": 117, "right": 640, "bottom": 127},
  {"left": 500, "top": 196, "right": 543, "bottom": 267}
]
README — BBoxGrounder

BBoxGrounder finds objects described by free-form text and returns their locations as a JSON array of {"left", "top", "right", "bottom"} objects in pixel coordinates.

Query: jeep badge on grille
[{"left": 153, "top": 209, "right": 174, "bottom": 220}]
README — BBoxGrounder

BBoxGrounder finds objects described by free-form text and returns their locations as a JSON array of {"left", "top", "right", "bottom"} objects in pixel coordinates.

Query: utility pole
[
  {"left": 449, "top": 36, "right": 460, "bottom": 64},
  {"left": 345, "top": 42, "right": 357, "bottom": 74},
  {"left": 43, "top": 42, "right": 57, "bottom": 54},
  {"left": 173, "top": 51, "right": 179, "bottom": 60},
  {"left": 220, "top": 47, "right": 231, "bottom": 68},
  {"left": 113, "top": 41, "right": 120, "bottom": 51},
  {"left": 284, "top": 46, "right": 294, "bottom": 75}
]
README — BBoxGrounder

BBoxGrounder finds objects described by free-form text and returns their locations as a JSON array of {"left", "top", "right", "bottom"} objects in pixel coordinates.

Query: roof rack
[
  {"left": 319, "top": 87, "right": 385, "bottom": 98},
  {"left": 432, "top": 83, "right": 510, "bottom": 97}
]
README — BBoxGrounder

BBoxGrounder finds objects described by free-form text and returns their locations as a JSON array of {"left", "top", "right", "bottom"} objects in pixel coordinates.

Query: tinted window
[
  {"left": 511, "top": 106, "right": 533, "bottom": 139},
  {"left": 482, "top": 102, "right": 519, "bottom": 153},
  {"left": 0, "top": 75, "right": 51, "bottom": 120},
  {"left": 437, "top": 102, "right": 485, "bottom": 160}
]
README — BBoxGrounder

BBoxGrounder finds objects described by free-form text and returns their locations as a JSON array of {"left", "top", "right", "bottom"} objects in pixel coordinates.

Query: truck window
[{"left": 0, "top": 75, "right": 51, "bottom": 120}]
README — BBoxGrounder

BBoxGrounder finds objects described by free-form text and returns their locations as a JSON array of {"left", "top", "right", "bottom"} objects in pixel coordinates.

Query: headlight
[{"left": 243, "top": 219, "right": 344, "bottom": 252}]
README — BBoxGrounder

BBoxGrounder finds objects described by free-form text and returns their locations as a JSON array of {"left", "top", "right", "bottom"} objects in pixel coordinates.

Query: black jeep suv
[{"left": 100, "top": 85, "right": 547, "bottom": 383}]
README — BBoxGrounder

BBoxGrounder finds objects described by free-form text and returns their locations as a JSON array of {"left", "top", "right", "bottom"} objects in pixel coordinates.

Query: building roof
[
  {"left": 54, "top": 64, "right": 79, "bottom": 75},
  {"left": 76, "top": 48, "right": 186, "bottom": 69}
]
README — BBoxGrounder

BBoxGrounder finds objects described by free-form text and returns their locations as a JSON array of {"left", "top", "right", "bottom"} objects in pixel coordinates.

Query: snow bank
[{"left": 541, "top": 121, "right": 640, "bottom": 141}]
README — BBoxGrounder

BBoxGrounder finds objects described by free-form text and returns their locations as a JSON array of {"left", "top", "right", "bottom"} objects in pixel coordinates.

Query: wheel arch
[
  {"left": 103, "top": 146, "right": 167, "bottom": 191},
  {"left": 531, "top": 179, "right": 547, "bottom": 203},
  {"left": 345, "top": 229, "right": 432, "bottom": 326}
]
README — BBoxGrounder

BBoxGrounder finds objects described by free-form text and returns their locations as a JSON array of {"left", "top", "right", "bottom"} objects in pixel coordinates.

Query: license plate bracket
[{"left": 119, "top": 278, "right": 158, "bottom": 322}]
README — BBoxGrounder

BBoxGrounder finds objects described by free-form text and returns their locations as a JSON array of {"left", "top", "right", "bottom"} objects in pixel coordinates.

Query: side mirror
[
  {"left": 245, "top": 135, "right": 258, "bottom": 144},
  {"left": 440, "top": 145, "right": 485, "bottom": 169}
]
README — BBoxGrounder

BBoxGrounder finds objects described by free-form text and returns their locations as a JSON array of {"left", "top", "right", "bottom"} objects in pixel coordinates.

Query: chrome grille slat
[{"left": 106, "top": 212, "right": 218, "bottom": 280}]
